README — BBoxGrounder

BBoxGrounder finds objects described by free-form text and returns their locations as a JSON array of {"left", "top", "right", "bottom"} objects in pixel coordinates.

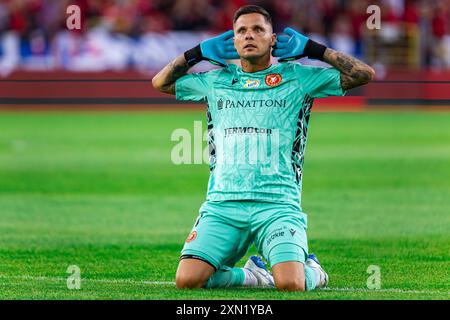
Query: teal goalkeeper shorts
[{"left": 180, "top": 200, "right": 309, "bottom": 270}]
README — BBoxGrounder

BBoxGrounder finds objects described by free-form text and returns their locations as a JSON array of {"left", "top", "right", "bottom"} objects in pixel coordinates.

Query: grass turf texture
[{"left": 0, "top": 110, "right": 449, "bottom": 300}]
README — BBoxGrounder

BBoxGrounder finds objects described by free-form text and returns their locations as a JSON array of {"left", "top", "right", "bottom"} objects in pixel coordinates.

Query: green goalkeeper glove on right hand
[{"left": 184, "top": 30, "right": 239, "bottom": 67}]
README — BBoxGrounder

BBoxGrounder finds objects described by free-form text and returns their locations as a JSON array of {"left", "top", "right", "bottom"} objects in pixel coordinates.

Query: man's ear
[{"left": 271, "top": 33, "right": 276, "bottom": 48}]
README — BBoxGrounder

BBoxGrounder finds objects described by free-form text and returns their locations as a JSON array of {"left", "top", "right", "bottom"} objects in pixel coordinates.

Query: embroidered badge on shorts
[{"left": 186, "top": 231, "right": 197, "bottom": 243}]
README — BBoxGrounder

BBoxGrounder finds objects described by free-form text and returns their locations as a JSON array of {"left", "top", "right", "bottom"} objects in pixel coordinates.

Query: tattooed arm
[
  {"left": 151, "top": 55, "right": 191, "bottom": 95},
  {"left": 323, "top": 49, "right": 375, "bottom": 91}
]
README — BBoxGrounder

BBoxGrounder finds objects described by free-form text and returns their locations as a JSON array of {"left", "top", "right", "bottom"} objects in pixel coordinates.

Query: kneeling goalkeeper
[{"left": 152, "top": 5, "right": 374, "bottom": 291}]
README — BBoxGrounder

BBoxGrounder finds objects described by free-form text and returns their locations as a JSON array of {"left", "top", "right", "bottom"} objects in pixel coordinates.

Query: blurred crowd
[
  {"left": 1, "top": 0, "right": 449, "bottom": 35},
  {"left": 0, "top": 0, "right": 449, "bottom": 72}
]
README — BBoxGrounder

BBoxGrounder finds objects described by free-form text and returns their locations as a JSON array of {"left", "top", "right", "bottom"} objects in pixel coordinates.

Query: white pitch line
[
  {"left": 0, "top": 274, "right": 448, "bottom": 295},
  {"left": 0, "top": 274, "right": 175, "bottom": 286},
  {"left": 321, "top": 287, "right": 449, "bottom": 295}
]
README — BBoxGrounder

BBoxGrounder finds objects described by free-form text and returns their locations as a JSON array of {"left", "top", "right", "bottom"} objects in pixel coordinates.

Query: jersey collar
[{"left": 233, "top": 64, "right": 278, "bottom": 76}]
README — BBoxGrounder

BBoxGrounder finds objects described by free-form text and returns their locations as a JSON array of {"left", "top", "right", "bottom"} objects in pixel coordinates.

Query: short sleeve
[
  {"left": 294, "top": 64, "right": 345, "bottom": 98},
  {"left": 175, "top": 72, "right": 209, "bottom": 102}
]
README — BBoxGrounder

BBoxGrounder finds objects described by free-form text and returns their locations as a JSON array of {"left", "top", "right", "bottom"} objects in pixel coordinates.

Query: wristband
[
  {"left": 184, "top": 44, "right": 203, "bottom": 66},
  {"left": 304, "top": 39, "right": 327, "bottom": 60}
]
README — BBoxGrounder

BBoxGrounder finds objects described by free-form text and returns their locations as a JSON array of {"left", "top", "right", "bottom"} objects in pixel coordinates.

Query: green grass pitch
[{"left": 0, "top": 110, "right": 449, "bottom": 300}]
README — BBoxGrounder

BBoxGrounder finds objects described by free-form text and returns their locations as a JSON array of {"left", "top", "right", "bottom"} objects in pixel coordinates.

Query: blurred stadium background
[
  {"left": 0, "top": 0, "right": 449, "bottom": 108},
  {"left": 0, "top": 0, "right": 449, "bottom": 300}
]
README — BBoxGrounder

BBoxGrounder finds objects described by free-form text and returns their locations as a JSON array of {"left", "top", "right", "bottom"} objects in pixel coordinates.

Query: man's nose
[{"left": 245, "top": 31, "right": 255, "bottom": 40}]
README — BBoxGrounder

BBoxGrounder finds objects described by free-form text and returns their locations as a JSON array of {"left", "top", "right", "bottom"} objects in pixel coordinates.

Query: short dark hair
[{"left": 233, "top": 5, "right": 273, "bottom": 27}]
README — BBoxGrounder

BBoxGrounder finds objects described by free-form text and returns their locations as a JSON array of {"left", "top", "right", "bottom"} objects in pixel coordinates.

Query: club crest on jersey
[
  {"left": 265, "top": 73, "right": 282, "bottom": 87},
  {"left": 186, "top": 231, "right": 197, "bottom": 243},
  {"left": 243, "top": 79, "right": 260, "bottom": 88}
]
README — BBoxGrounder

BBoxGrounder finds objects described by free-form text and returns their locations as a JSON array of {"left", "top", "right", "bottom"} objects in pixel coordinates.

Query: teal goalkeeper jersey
[{"left": 175, "top": 62, "right": 345, "bottom": 206}]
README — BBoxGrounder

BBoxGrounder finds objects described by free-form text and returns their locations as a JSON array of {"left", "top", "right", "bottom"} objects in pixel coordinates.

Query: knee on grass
[
  {"left": 275, "top": 278, "right": 306, "bottom": 292},
  {"left": 175, "top": 273, "right": 207, "bottom": 289}
]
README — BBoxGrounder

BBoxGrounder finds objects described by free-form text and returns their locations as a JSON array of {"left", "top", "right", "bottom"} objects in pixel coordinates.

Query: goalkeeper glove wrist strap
[
  {"left": 304, "top": 39, "right": 327, "bottom": 60},
  {"left": 184, "top": 44, "right": 203, "bottom": 66}
]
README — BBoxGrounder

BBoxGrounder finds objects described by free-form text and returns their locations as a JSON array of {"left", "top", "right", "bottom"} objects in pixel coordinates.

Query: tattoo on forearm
[
  {"left": 324, "top": 48, "right": 374, "bottom": 90},
  {"left": 153, "top": 55, "right": 190, "bottom": 94},
  {"left": 164, "top": 59, "right": 190, "bottom": 90},
  {"left": 335, "top": 56, "right": 354, "bottom": 73}
]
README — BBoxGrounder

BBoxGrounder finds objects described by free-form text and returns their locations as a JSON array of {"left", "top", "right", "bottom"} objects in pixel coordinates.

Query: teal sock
[
  {"left": 304, "top": 264, "right": 318, "bottom": 291},
  {"left": 205, "top": 268, "right": 245, "bottom": 288}
]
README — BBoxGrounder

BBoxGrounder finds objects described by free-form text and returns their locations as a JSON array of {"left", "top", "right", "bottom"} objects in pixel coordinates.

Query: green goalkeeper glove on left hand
[{"left": 272, "top": 27, "right": 327, "bottom": 62}]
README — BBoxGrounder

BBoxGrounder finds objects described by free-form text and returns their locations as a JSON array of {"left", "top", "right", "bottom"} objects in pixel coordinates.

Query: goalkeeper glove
[
  {"left": 272, "top": 27, "right": 327, "bottom": 62},
  {"left": 184, "top": 30, "right": 239, "bottom": 67}
]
